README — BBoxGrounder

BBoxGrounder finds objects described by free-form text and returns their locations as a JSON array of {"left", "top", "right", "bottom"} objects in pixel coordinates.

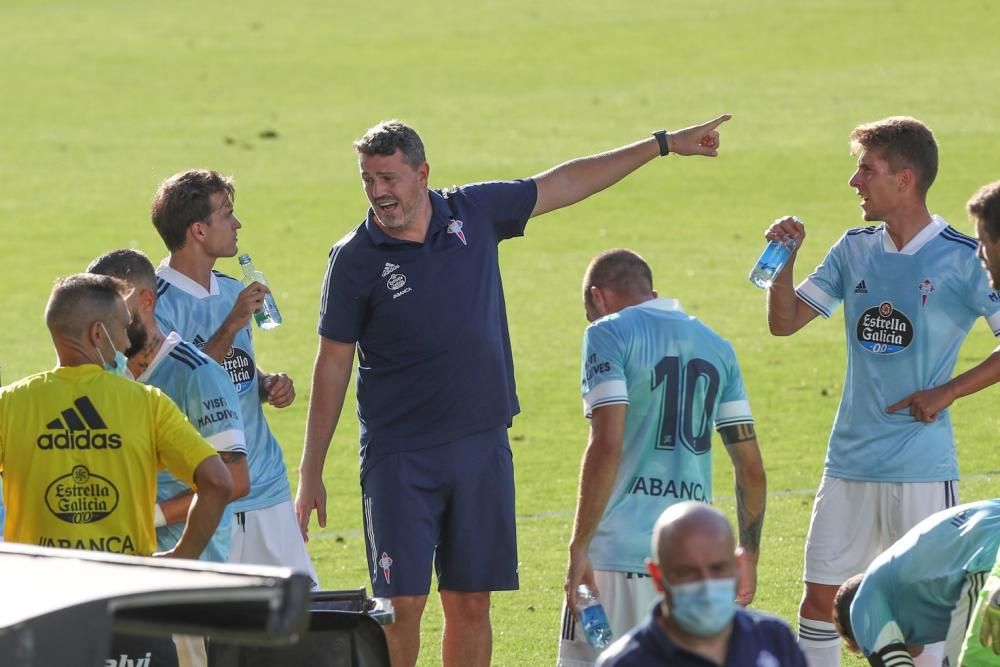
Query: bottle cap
[{"left": 238, "top": 254, "right": 252, "bottom": 265}]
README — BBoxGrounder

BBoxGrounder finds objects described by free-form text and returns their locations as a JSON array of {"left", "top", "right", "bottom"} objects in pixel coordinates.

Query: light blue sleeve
[
  {"left": 581, "top": 320, "right": 628, "bottom": 417},
  {"left": 185, "top": 362, "right": 246, "bottom": 454},
  {"left": 715, "top": 344, "right": 753, "bottom": 428},
  {"left": 961, "top": 253, "right": 1000, "bottom": 335},
  {"left": 852, "top": 572, "right": 903, "bottom": 654},
  {"left": 796, "top": 235, "right": 847, "bottom": 318}
]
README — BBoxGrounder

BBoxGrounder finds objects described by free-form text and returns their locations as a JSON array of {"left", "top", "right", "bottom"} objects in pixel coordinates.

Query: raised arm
[
  {"left": 294, "top": 336, "right": 356, "bottom": 541},
  {"left": 720, "top": 423, "right": 766, "bottom": 606},
  {"left": 564, "top": 403, "right": 627, "bottom": 616},
  {"left": 530, "top": 115, "right": 731, "bottom": 218},
  {"left": 201, "top": 281, "right": 269, "bottom": 363},
  {"left": 765, "top": 216, "right": 819, "bottom": 335}
]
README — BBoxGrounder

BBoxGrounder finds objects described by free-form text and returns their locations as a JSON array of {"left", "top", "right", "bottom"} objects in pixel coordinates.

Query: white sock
[{"left": 798, "top": 616, "right": 841, "bottom": 667}]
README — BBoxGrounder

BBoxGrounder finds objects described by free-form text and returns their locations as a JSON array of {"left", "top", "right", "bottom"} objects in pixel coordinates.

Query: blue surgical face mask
[
  {"left": 96, "top": 323, "right": 129, "bottom": 378},
  {"left": 666, "top": 577, "right": 737, "bottom": 637}
]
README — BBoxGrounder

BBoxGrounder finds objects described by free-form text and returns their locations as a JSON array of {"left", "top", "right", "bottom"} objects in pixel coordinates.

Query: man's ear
[
  {"left": 590, "top": 286, "right": 607, "bottom": 318},
  {"left": 896, "top": 166, "right": 915, "bottom": 193},
  {"left": 188, "top": 220, "right": 207, "bottom": 245},
  {"left": 139, "top": 287, "right": 156, "bottom": 313},
  {"left": 645, "top": 559, "right": 666, "bottom": 593},
  {"left": 86, "top": 319, "right": 105, "bottom": 349}
]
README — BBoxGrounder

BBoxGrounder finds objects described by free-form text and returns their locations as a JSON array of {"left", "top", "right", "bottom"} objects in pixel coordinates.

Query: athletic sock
[{"left": 798, "top": 616, "right": 841, "bottom": 667}]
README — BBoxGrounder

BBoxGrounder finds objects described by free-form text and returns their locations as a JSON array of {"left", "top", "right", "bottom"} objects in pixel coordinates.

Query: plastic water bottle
[
  {"left": 238, "top": 254, "right": 282, "bottom": 330},
  {"left": 748, "top": 236, "right": 797, "bottom": 289},
  {"left": 575, "top": 585, "right": 612, "bottom": 649}
]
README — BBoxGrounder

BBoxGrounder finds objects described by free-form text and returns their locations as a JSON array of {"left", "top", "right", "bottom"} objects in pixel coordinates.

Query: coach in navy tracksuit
[{"left": 297, "top": 116, "right": 731, "bottom": 667}]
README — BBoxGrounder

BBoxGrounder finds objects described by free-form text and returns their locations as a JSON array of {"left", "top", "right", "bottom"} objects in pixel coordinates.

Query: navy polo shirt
[
  {"left": 318, "top": 179, "right": 537, "bottom": 464},
  {"left": 597, "top": 603, "right": 807, "bottom": 667}
]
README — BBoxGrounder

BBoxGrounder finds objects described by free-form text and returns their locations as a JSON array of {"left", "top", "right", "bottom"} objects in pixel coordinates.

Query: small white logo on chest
[{"left": 447, "top": 219, "right": 467, "bottom": 246}]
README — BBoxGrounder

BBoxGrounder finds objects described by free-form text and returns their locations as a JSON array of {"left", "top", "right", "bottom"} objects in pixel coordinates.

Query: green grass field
[{"left": 3, "top": 1, "right": 1000, "bottom": 664}]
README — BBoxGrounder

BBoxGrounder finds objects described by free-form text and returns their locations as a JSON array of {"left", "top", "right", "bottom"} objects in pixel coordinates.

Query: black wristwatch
[{"left": 653, "top": 130, "right": 670, "bottom": 156}]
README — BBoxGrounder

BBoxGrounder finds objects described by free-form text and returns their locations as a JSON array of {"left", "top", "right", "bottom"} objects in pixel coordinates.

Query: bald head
[
  {"left": 651, "top": 502, "right": 735, "bottom": 566},
  {"left": 45, "top": 274, "right": 128, "bottom": 340}
]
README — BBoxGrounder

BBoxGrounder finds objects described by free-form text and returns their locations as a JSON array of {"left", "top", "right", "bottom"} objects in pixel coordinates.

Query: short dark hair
[
  {"left": 45, "top": 273, "right": 127, "bottom": 339},
  {"left": 832, "top": 573, "right": 864, "bottom": 654},
  {"left": 582, "top": 249, "right": 654, "bottom": 314},
  {"left": 151, "top": 169, "right": 235, "bottom": 252},
  {"left": 87, "top": 248, "right": 157, "bottom": 291},
  {"left": 353, "top": 120, "right": 426, "bottom": 168},
  {"left": 968, "top": 181, "right": 1000, "bottom": 242},
  {"left": 850, "top": 117, "right": 938, "bottom": 196}
]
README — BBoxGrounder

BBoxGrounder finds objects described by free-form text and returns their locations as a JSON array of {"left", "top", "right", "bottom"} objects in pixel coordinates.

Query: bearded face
[{"left": 124, "top": 308, "right": 149, "bottom": 358}]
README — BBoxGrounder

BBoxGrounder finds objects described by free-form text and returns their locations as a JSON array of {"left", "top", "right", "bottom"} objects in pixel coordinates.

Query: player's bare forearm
[
  {"left": 889, "top": 349, "right": 1000, "bottom": 422},
  {"left": 221, "top": 451, "right": 250, "bottom": 500},
  {"left": 201, "top": 316, "right": 244, "bottom": 364},
  {"left": 159, "top": 489, "right": 195, "bottom": 525},
  {"left": 202, "top": 282, "right": 268, "bottom": 363},
  {"left": 568, "top": 404, "right": 627, "bottom": 551},
  {"left": 721, "top": 426, "right": 766, "bottom": 559},
  {"left": 942, "top": 348, "right": 1000, "bottom": 402},
  {"left": 168, "top": 456, "right": 232, "bottom": 559}
]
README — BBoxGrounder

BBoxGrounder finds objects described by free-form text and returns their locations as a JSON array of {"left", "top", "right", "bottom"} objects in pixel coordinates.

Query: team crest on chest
[
  {"left": 918, "top": 278, "right": 935, "bottom": 305},
  {"left": 447, "top": 218, "right": 467, "bottom": 246}
]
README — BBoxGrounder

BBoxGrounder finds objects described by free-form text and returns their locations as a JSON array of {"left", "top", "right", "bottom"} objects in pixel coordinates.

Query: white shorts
[
  {"left": 556, "top": 571, "right": 658, "bottom": 667},
  {"left": 229, "top": 500, "right": 320, "bottom": 589},
  {"left": 804, "top": 476, "right": 958, "bottom": 585}
]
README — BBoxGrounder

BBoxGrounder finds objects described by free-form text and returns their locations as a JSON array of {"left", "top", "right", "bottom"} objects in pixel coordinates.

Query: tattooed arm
[{"left": 720, "top": 422, "right": 767, "bottom": 606}]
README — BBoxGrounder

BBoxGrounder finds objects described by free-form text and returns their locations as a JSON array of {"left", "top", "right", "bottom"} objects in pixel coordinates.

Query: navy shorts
[{"left": 360, "top": 425, "right": 518, "bottom": 597}]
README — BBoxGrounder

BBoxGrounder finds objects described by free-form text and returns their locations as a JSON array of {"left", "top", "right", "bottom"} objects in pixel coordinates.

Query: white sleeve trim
[
  {"left": 206, "top": 429, "right": 247, "bottom": 454},
  {"left": 987, "top": 309, "right": 1000, "bottom": 337},
  {"left": 795, "top": 279, "right": 840, "bottom": 319},
  {"left": 714, "top": 400, "right": 753, "bottom": 427},
  {"left": 582, "top": 380, "right": 628, "bottom": 417}
]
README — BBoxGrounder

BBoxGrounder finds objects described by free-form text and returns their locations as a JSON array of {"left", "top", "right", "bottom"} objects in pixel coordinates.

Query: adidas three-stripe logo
[
  {"left": 168, "top": 341, "right": 208, "bottom": 370},
  {"left": 46, "top": 396, "right": 107, "bottom": 431},
  {"left": 37, "top": 396, "right": 122, "bottom": 450}
]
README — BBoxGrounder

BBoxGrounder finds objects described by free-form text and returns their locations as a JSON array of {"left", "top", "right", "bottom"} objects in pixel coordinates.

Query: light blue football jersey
[
  {"left": 137, "top": 331, "right": 246, "bottom": 562},
  {"left": 796, "top": 217, "right": 1000, "bottom": 482},
  {"left": 155, "top": 263, "right": 291, "bottom": 512},
  {"left": 581, "top": 298, "right": 754, "bottom": 573},
  {"left": 851, "top": 499, "right": 1000, "bottom": 653}
]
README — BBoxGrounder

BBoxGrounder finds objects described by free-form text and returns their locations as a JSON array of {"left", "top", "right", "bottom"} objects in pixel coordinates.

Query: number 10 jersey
[{"left": 580, "top": 298, "right": 753, "bottom": 573}]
